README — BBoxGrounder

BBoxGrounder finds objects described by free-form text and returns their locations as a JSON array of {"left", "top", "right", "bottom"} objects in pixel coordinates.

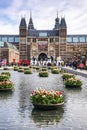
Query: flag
[{"left": 1, "top": 59, "right": 7, "bottom": 66}]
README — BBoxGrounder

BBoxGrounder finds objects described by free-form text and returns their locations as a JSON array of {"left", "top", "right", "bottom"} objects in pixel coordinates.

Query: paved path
[{"left": 61, "top": 67, "right": 87, "bottom": 77}]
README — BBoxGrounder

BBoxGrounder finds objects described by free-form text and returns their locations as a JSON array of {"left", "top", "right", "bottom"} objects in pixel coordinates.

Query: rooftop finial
[
  {"left": 30, "top": 10, "right": 32, "bottom": 18},
  {"left": 28, "top": 10, "right": 35, "bottom": 30},
  {"left": 57, "top": 11, "right": 58, "bottom": 18}
]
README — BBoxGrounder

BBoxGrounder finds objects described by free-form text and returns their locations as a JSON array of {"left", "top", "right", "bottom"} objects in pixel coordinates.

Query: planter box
[
  {"left": 0, "top": 88, "right": 14, "bottom": 91},
  {"left": 33, "top": 102, "right": 64, "bottom": 110}
]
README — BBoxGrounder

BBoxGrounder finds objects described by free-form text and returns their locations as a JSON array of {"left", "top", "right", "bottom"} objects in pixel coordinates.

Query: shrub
[{"left": 39, "top": 71, "right": 49, "bottom": 77}]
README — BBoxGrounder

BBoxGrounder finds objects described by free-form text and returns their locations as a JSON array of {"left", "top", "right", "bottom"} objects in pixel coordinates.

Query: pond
[{"left": 0, "top": 70, "right": 87, "bottom": 129}]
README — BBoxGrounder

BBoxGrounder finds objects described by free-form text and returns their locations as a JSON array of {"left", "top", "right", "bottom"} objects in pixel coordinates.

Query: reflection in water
[
  {"left": 31, "top": 107, "right": 64, "bottom": 127},
  {"left": 65, "top": 86, "right": 82, "bottom": 92},
  {"left": 0, "top": 91, "right": 13, "bottom": 100}
]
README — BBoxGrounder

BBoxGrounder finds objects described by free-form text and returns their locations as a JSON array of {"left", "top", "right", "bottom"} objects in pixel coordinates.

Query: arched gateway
[{"left": 38, "top": 53, "right": 47, "bottom": 61}]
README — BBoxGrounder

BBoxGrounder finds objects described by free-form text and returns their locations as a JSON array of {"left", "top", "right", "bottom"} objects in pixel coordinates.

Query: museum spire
[
  {"left": 19, "top": 17, "right": 27, "bottom": 28},
  {"left": 28, "top": 11, "right": 35, "bottom": 30},
  {"left": 60, "top": 16, "right": 67, "bottom": 28},
  {"left": 53, "top": 12, "right": 60, "bottom": 30}
]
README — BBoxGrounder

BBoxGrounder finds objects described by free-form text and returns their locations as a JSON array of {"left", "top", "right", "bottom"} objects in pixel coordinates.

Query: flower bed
[
  {"left": 42, "top": 68, "right": 47, "bottom": 71},
  {"left": 14, "top": 67, "right": 18, "bottom": 71},
  {"left": 33, "top": 66, "right": 36, "bottom": 69},
  {"left": 0, "top": 71, "right": 14, "bottom": 91},
  {"left": 62, "top": 73, "right": 75, "bottom": 80},
  {"left": 84, "top": 65, "right": 87, "bottom": 70},
  {"left": 3, "top": 67, "right": 9, "bottom": 70},
  {"left": 1, "top": 72, "right": 11, "bottom": 77},
  {"left": 39, "top": 71, "right": 49, "bottom": 77},
  {"left": 30, "top": 88, "right": 64, "bottom": 105},
  {"left": 18, "top": 68, "right": 24, "bottom": 72},
  {"left": 64, "top": 78, "right": 83, "bottom": 87},
  {"left": 51, "top": 69, "right": 60, "bottom": 74},
  {"left": 35, "top": 66, "right": 40, "bottom": 70},
  {"left": 0, "top": 81, "right": 14, "bottom": 89},
  {"left": 0, "top": 75, "right": 10, "bottom": 81},
  {"left": 23, "top": 67, "right": 30, "bottom": 70},
  {"left": 24, "top": 69, "right": 32, "bottom": 74}
]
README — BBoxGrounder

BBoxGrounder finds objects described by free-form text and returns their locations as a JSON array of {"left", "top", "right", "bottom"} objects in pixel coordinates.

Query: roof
[
  {"left": 19, "top": 17, "right": 27, "bottom": 27},
  {"left": 28, "top": 17, "right": 35, "bottom": 30},
  {"left": 60, "top": 18, "right": 67, "bottom": 28},
  {"left": 0, "top": 41, "right": 19, "bottom": 51}
]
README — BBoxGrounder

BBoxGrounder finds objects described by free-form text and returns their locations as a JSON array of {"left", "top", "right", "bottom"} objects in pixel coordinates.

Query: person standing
[{"left": 73, "top": 60, "right": 78, "bottom": 70}]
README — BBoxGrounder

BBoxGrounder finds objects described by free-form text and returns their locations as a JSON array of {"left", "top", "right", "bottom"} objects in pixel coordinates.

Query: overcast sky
[{"left": 0, "top": 0, "right": 87, "bottom": 34}]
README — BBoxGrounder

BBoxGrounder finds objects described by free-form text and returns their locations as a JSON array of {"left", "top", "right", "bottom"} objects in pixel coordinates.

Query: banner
[{"left": 38, "top": 41, "right": 48, "bottom": 51}]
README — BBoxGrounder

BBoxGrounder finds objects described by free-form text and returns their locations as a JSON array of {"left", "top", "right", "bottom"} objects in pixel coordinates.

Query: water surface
[{"left": 0, "top": 70, "right": 87, "bottom": 129}]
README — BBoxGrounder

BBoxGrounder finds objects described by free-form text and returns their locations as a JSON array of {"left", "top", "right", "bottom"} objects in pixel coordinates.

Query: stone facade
[
  {"left": 0, "top": 41, "right": 19, "bottom": 64},
  {"left": 67, "top": 41, "right": 87, "bottom": 64},
  {"left": 19, "top": 14, "right": 67, "bottom": 62},
  {"left": 0, "top": 14, "right": 87, "bottom": 64}
]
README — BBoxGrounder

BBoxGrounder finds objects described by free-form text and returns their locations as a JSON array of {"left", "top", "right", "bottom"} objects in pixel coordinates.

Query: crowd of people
[{"left": 66, "top": 59, "right": 85, "bottom": 70}]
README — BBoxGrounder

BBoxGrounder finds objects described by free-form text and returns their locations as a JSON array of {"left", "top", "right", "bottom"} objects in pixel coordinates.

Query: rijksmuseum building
[{"left": 0, "top": 13, "right": 87, "bottom": 64}]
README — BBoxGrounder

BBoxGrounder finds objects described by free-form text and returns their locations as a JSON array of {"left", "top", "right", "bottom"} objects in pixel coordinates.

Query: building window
[
  {"left": 8, "top": 37, "right": 14, "bottom": 42},
  {"left": 32, "top": 38, "right": 36, "bottom": 42},
  {"left": 39, "top": 32, "right": 47, "bottom": 37},
  {"left": 20, "top": 31, "right": 26, "bottom": 36},
  {"left": 27, "top": 38, "right": 31, "bottom": 42},
  {"left": 2, "top": 37, "right": 7, "bottom": 42},
  {"left": 14, "top": 37, "right": 19, "bottom": 42},
  {"left": 60, "top": 38, "right": 66, "bottom": 43},
  {"left": 67, "top": 37, "right": 72, "bottom": 43},
  {"left": 55, "top": 38, "right": 59, "bottom": 42},
  {"left": 73, "top": 37, "right": 79, "bottom": 43},
  {"left": 79, "top": 37, "right": 85, "bottom": 42},
  {"left": 0, "top": 41, "right": 4, "bottom": 47},
  {"left": 38, "top": 38, "right": 48, "bottom": 41},
  {"left": 50, "top": 38, "right": 54, "bottom": 43},
  {"left": 85, "top": 37, "right": 87, "bottom": 42},
  {"left": 20, "top": 39, "right": 26, "bottom": 44}
]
